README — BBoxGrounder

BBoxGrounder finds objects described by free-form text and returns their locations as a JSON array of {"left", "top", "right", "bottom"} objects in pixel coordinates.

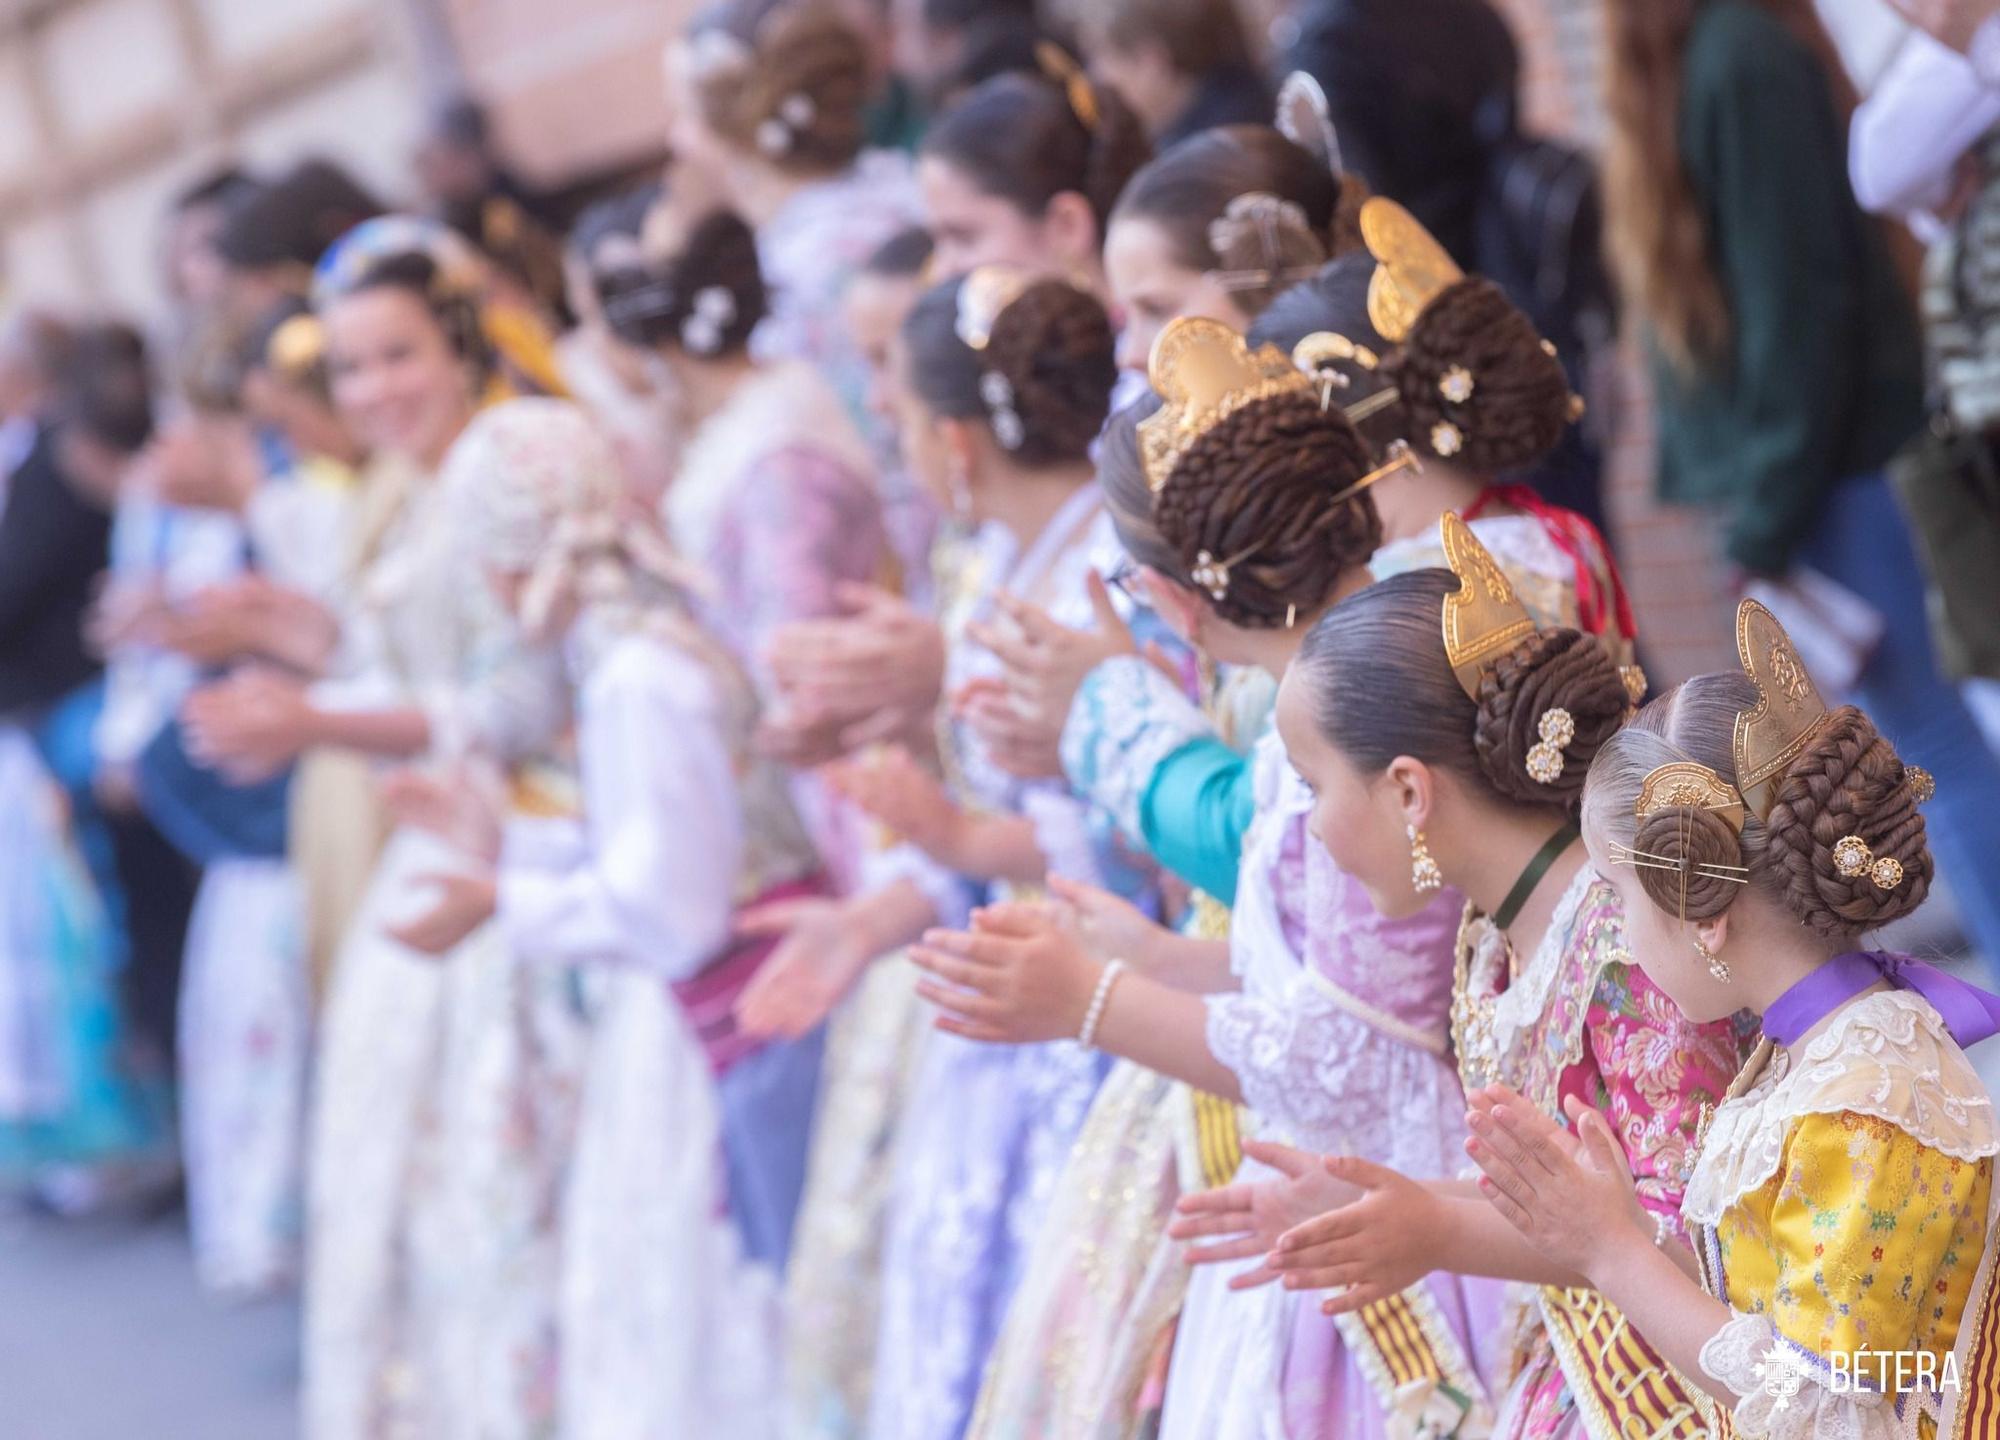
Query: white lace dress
[{"left": 1161, "top": 731, "right": 1495, "bottom": 1440}]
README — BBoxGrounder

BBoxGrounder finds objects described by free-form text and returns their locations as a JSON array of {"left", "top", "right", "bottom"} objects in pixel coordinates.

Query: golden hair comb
[
  {"left": 1359, "top": 197, "right": 1462, "bottom": 344},
  {"left": 1731, "top": 598, "right": 1831, "bottom": 823},
  {"left": 1438, "top": 512, "right": 1534, "bottom": 700},
  {"left": 1140, "top": 316, "right": 1310, "bottom": 493}
]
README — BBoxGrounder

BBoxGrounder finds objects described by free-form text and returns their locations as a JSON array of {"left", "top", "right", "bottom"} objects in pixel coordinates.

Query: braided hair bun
[
  {"left": 1471, "top": 626, "right": 1629, "bottom": 809},
  {"left": 1152, "top": 389, "right": 1381, "bottom": 628},
  {"left": 1765, "top": 707, "right": 1933, "bottom": 937},
  {"left": 1629, "top": 804, "right": 1746, "bottom": 921},
  {"left": 1584, "top": 675, "right": 1936, "bottom": 942},
  {"left": 1387, "top": 277, "right": 1573, "bottom": 473}
]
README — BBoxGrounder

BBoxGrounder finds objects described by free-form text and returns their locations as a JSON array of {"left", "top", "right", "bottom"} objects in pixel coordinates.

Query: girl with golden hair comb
[
  {"left": 1228, "top": 520, "right": 1749, "bottom": 1440},
  {"left": 1463, "top": 600, "right": 1999, "bottom": 1440}
]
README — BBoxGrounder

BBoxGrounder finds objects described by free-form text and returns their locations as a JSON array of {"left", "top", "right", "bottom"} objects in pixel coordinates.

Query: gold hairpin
[
  {"left": 1036, "top": 42, "right": 1098, "bottom": 130},
  {"left": 1359, "top": 197, "right": 1462, "bottom": 345},
  {"left": 1292, "top": 330, "right": 1381, "bottom": 412},
  {"left": 1633, "top": 761, "right": 1748, "bottom": 832},
  {"left": 1605, "top": 842, "right": 1751, "bottom": 885},
  {"left": 1328, "top": 438, "right": 1419, "bottom": 505},
  {"left": 1140, "top": 316, "right": 1311, "bottom": 493},
  {"left": 1731, "top": 599, "right": 1831, "bottom": 824},
  {"left": 955, "top": 265, "right": 1033, "bottom": 352},
  {"left": 1438, "top": 513, "right": 1535, "bottom": 701}
]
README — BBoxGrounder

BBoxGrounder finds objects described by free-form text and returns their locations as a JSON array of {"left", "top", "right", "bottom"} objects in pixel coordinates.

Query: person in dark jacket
[
  {"left": 0, "top": 314, "right": 101, "bottom": 720},
  {"left": 1602, "top": 0, "right": 2000, "bottom": 969}
]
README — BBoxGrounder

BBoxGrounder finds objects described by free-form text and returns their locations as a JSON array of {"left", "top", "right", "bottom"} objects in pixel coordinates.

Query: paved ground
[{"left": 0, "top": 1205, "right": 298, "bottom": 1440}]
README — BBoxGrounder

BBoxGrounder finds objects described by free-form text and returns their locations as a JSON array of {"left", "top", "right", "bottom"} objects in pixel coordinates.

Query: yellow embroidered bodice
[
  {"left": 1712, "top": 1109, "right": 1990, "bottom": 1370},
  {"left": 1685, "top": 991, "right": 2000, "bottom": 1437}
]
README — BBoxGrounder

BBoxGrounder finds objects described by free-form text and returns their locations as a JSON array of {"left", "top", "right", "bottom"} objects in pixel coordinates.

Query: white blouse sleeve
[
  {"left": 1850, "top": 31, "right": 2000, "bottom": 227},
  {"left": 1699, "top": 1310, "right": 1900, "bottom": 1440},
  {"left": 498, "top": 641, "right": 743, "bottom": 979}
]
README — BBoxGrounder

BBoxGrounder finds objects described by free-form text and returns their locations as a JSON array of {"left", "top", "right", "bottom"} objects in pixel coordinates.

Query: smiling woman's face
[{"left": 324, "top": 285, "right": 474, "bottom": 471}]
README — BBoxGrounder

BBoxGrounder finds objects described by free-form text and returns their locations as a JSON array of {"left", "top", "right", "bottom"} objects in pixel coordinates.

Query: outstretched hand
[
  {"left": 385, "top": 869, "right": 497, "bottom": 956},
  {"left": 1168, "top": 1140, "right": 1361, "bottom": 1290},
  {"left": 1464, "top": 1086, "right": 1650, "bottom": 1283},
  {"left": 733, "top": 895, "right": 877, "bottom": 1041},
  {"left": 1266, "top": 1155, "right": 1443, "bottom": 1316},
  {"left": 181, "top": 668, "right": 312, "bottom": 782},
  {"left": 908, "top": 901, "right": 1100, "bottom": 1045}
]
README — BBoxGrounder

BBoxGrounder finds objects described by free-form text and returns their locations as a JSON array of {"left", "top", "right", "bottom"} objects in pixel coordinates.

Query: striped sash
[{"left": 1539, "top": 1286, "right": 1709, "bottom": 1440}]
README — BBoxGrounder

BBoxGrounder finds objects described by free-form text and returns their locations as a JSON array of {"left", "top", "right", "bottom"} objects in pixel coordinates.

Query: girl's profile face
[
  {"left": 1104, "top": 215, "right": 1246, "bottom": 373},
  {"left": 1275, "top": 666, "right": 1432, "bottom": 919}
]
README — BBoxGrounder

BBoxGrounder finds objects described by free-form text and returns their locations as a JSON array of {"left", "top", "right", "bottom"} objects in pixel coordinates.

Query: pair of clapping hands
[
  {"left": 759, "top": 572, "right": 1152, "bottom": 778},
  {"left": 1165, "top": 1089, "right": 1657, "bottom": 1311}
]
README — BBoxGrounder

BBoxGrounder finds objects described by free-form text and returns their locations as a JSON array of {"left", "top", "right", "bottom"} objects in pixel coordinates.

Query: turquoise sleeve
[{"left": 1137, "top": 736, "right": 1253, "bottom": 904}]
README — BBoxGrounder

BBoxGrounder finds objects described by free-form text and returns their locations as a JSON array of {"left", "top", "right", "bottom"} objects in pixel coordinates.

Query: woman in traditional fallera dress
[
  {"left": 918, "top": 315, "right": 1495, "bottom": 1440},
  {"left": 591, "top": 202, "right": 885, "bottom": 1267},
  {"left": 391, "top": 397, "right": 818, "bottom": 1439},
  {"left": 185, "top": 220, "right": 573, "bottom": 1440},
  {"left": 1240, "top": 518, "right": 1746, "bottom": 1440},
  {"left": 952, "top": 206, "right": 1639, "bottom": 1440},
  {"left": 1461, "top": 599, "right": 2000, "bottom": 1439}
]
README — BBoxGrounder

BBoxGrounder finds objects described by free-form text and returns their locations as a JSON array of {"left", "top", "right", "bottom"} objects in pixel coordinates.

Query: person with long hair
[
  {"left": 1462, "top": 601, "right": 2000, "bottom": 1436},
  {"left": 1600, "top": 0, "right": 2000, "bottom": 968}
]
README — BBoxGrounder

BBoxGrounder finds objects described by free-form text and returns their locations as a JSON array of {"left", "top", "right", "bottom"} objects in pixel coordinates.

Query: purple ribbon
[{"left": 1763, "top": 950, "right": 2000, "bottom": 1050}]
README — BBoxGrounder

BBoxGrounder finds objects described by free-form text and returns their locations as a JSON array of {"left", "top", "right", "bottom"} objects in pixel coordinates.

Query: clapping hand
[
  {"left": 1463, "top": 1086, "right": 1650, "bottom": 1283},
  {"left": 1168, "top": 1140, "right": 1361, "bottom": 1290}
]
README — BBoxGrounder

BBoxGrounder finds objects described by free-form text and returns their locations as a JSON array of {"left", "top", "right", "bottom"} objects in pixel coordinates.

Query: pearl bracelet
[{"left": 1078, "top": 959, "right": 1128, "bottom": 1049}]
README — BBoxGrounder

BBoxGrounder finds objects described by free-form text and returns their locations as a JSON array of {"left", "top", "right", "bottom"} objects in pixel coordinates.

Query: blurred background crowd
[{"left": 0, "top": 0, "right": 1997, "bottom": 1434}]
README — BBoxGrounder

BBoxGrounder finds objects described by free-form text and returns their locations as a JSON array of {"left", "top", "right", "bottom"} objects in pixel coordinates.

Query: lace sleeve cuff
[
  {"left": 1699, "top": 1311, "right": 1899, "bottom": 1440},
  {"left": 1060, "top": 655, "right": 1215, "bottom": 846}
]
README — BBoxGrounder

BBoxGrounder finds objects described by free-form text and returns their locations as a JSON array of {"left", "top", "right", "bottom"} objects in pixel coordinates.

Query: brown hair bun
[
  {"left": 900, "top": 275, "right": 1116, "bottom": 469},
  {"left": 1389, "top": 276, "right": 1571, "bottom": 473},
  {"left": 1765, "top": 706, "right": 1933, "bottom": 937},
  {"left": 1630, "top": 805, "right": 1746, "bottom": 921},
  {"left": 979, "top": 278, "right": 1120, "bottom": 466},
  {"left": 1472, "top": 627, "right": 1628, "bottom": 808},
  {"left": 689, "top": 2, "right": 870, "bottom": 174},
  {"left": 1152, "top": 389, "right": 1382, "bottom": 628}
]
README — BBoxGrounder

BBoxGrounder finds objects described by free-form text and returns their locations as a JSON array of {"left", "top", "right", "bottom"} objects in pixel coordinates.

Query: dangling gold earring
[
  {"left": 1408, "top": 825, "right": 1443, "bottom": 894},
  {"left": 1695, "top": 936, "right": 1729, "bottom": 982}
]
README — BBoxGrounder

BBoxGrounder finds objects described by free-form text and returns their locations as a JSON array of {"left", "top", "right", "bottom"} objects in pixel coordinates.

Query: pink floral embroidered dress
[{"left": 1451, "top": 872, "right": 1751, "bottom": 1440}]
